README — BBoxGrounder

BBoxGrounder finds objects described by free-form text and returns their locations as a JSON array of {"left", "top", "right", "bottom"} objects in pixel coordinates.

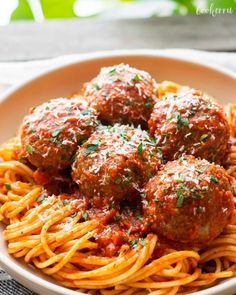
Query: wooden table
[{"left": 0, "top": 14, "right": 235, "bottom": 62}]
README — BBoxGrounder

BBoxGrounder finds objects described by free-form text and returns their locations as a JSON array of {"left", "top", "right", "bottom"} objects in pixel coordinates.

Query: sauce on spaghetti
[{"left": 0, "top": 65, "right": 235, "bottom": 295}]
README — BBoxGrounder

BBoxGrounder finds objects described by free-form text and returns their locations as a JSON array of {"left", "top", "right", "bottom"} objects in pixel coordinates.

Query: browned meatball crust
[
  {"left": 148, "top": 90, "right": 230, "bottom": 164},
  {"left": 143, "top": 155, "right": 234, "bottom": 248},
  {"left": 83, "top": 63, "right": 158, "bottom": 128},
  {"left": 72, "top": 124, "right": 162, "bottom": 200},
  {"left": 20, "top": 97, "right": 98, "bottom": 170}
]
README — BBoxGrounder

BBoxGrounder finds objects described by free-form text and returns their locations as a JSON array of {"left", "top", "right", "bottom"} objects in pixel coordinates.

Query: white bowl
[{"left": 0, "top": 50, "right": 235, "bottom": 295}]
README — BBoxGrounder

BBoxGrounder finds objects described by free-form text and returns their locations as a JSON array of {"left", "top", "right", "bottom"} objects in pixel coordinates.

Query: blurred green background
[{"left": 0, "top": 0, "right": 235, "bottom": 25}]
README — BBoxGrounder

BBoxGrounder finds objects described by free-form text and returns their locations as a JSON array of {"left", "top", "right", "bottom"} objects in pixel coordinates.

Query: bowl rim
[
  {"left": 0, "top": 49, "right": 236, "bottom": 104},
  {"left": 0, "top": 49, "right": 235, "bottom": 295}
]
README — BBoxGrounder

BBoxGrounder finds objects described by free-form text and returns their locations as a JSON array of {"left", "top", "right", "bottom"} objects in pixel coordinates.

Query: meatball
[
  {"left": 148, "top": 90, "right": 230, "bottom": 164},
  {"left": 20, "top": 97, "right": 98, "bottom": 170},
  {"left": 72, "top": 124, "right": 162, "bottom": 201},
  {"left": 143, "top": 155, "right": 234, "bottom": 248},
  {"left": 83, "top": 63, "right": 158, "bottom": 128}
]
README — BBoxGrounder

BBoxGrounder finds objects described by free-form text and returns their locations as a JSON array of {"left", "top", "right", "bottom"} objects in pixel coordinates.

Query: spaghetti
[
  {"left": 0, "top": 79, "right": 235, "bottom": 295},
  {"left": 0, "top": 156, "right": 235, "bottom": 294}
]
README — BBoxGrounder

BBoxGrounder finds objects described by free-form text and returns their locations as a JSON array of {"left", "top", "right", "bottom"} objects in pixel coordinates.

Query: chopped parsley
[
  {"left": 142, "top": 156, "right": 148, "bottom": 162},
  {"left": 67, "top": 106, "right": 74, "bottom": 113},
  {"left": 179, "top": 156, "right": 187, "bottom": 162},
  {"left": 71, "top": 212, "right": 77, "bottom": 218},
  {"left": 148, "top": 172, "right": 154, "bottom": 179},
  {"left": 176, "top": 177, "right": 184, "bottom": 183},
  {"left": 82, "top": 210, "right": 88, "bottom": 221},
  {"left": 140, "top": 193, "right": 146, "bottom": 198},
  {"left": 136, "top": 214, "right": 143, "bottom": 220},
  {"left": 149, "top": 137, "right": 156, "bottom": 145},
  {"left": 121, "top": 133, "right": 128, "bottom": 141},
  {"left": 84, "top": 140, "right": 100, "bottom": 156},
  {"left": 127, "top": 226, "right": 132, "bottom": 235},
  {"left": 81, "top": 109, "right": 91, "bottom": 116},
  {"left": 174, "top": 111, "right": 181, "bottom": 121},
  {"left": 133, "top": 74, "right": 140, "bottom": 82},
  {"left": 5, "top": 183, "right": 11, "bottom": 190},
  {"left": 36, "top": 194, "right": 46, "bottom": 203},
  {"left": 101, "top": 149, "right": 109, "bottom": 157},
  {"left": 187, "top": 108, "right": 196, "bottom": 116},
  {"left": 176, "top": 187, "right": 184, "bottom": 208},
  {"left": 94, "top": 84, "right": 101, "bottom": 90},
  {"left": 157, "top": 149, "right": 163, "bottom": 159},
  {"left": 114, "top": 215, "right": 122, "bottom": 221},
  {"left": 191, "top": 193, "right": 202, "bottom": 199},
  {"left": 18, "top": 156, "right": 26, "bottom": 163},
  {"left": 159, "top": 201, "right": 164, "bottom": 207},
  {"left": 180, "top": 117, "right": 189, "bottom": 126},
  {"left": 108, "top": 68, "right": 117, "bottom": 75},
  {"left": 62, "top": 199, "right": 70, "bottom": 206},
  {"left": 144, "top": 98, "right": 152, "bottom": 108},
  {"left": 30, "top": 128, "right": 36, "bottom": 134},
  {"left": 26, "top": 144, "right": 34, "bottom": 154},
  {"left": 110, "top": 201, "right": 117, "bottom": 208},
  {"left": 167, "top": 115, "right": 174, "bottom": 122},
  {"left": 210, "top": 175, "right": 219, "bottom": 184},
  {"left": 200, "top": 134, "right": 208, "bottom": 141},
  {"left": 49, "top": 137, "right": 62, "bottom": 145},
  {"left": 179, "top": 183, "right": 189, "bottom": 191},
  {"left": 125, "top": 99, "right": 134, "bottom": 106},
  {"left": 174, "top": 112, "right": 189, "bottom": 130},
  {"left": 52, "top": 129, "right": 60, "bottom": 137},
  {"left": 196, "top": 167, "right": 203, "bottom": 173},
  {"left": 137, "top": 142, "right": 143, "bottom": 154},
  {"left": 101, "top": 92, "right": 109, "bottom": 97},
  {"left": 139, "top": 238, "right": 147, "bottom": 246},
  {"left": 129, "top": 238, "right": 138, "bottom": 248},
  {"left": 114, "top": 178, "right": 122, "bottom": 184},
  {"left": 232, "top": 186, "right": 236, "bottom": 197}
]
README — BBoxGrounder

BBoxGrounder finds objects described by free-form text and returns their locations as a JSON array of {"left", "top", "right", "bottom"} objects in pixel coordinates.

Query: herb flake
[
  {"left": 71, "top": 212, "right": 77, "bottom": 218},
  {"left": 139, "top": 238, "right": 147, "bottom": 246},
  {"left": 174, "top": 112, "right": 189, "bottom": 130},
  {"left": 210, "top": 175, "right": 219, "bottom": 184},
  {"left": 200, "top": 134, "right": 208, "bottom": 141},
  {"left": 108, "top": 68, "right": 117, "bottom": 75},
  {"left": 133, "top": 74, "right": 140, "bottom": 82},
  {"left": 115, "top": 178, "right": 122, "bottom": 184},
  {"left": 5, "top": 183, "right": 11, "bottom": 190},
  {"left": 52, "top": 129, "right": 60, "bottom": 137},
  {"left": 36, "top": 194, "right": 46, "bottom": 203},
  {"left": 62, "top": 200, "right": 70, "bottom": 206},
  {"left": 84, "top": 140, "right": 100, "bottom": 156},
  {"left": 94, "top": 84, "right": 101, "bottom": 90},
  {"left": 137, "top": 142, "right": 143, "bottom": 154},
  {"left": 127, "top": 226, "right": 132, "bottom": 235},
  {"left": 81, "top": 109, "right": 91, "bottom": 116},
  {"left": 176, "top": 188, "right": 184, "bottom": 208},
  {"left": 82, "top": 210, "right": 88, "bottom": 221},
  {"left": 26, "top": 144, "right": 34, "bottom": 154},
  {"left": 144, "top": 98, "right": 152, "bottom": 108}
]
